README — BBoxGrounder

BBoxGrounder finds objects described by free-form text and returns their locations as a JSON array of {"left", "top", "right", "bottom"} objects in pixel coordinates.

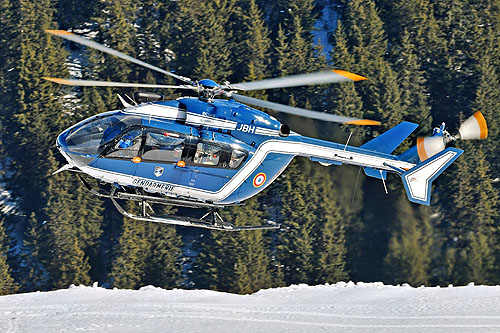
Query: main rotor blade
[
  {"left": 42, "top": 77, "right": 197, "bottom": 90},
  {"left": 46, "top": 30, "right": 193, "bottom": 85},
  {"left": 227, "top": 70, "right": 366, "bottom": 91},
  {"left": 232, "top": 94, "right": 380, "bottom": 125}
]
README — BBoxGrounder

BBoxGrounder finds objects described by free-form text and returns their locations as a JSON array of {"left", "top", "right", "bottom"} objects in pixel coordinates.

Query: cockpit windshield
[{"left": 65, "top": 114, "right": 141, "bottom": 155}]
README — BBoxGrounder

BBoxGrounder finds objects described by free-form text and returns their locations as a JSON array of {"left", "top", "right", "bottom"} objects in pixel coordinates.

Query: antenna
[
  {"left": 351, "top": 167, "right": 361, "bottom": 203},
  {"left": 380, "top": 170, "right": 388, "bottom": 194},
  {"left": 343, "top": 131, "right": 353, "bottom": 151}
]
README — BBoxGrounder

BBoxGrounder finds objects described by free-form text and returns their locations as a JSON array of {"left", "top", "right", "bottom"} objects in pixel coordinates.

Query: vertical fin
[{"left": 400, "top": 148, "right": 463, "bottom": 205}]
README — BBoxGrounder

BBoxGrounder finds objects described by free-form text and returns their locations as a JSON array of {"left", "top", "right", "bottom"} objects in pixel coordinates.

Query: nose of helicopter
[
  {"left": 56, "top": 127, "right": 76, "bottom": 165},
  {"left": 56, "top": 127, "right": 96, "bottom": 167}
]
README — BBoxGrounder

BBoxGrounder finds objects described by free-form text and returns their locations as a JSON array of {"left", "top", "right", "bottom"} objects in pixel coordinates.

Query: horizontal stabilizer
[
  {"left": 361, "top": 121, "right": 418, "bottom": 154},
  {"left": 400, "top": 148, "right": 463, "bottom": 205},
  {"left": 363, "top": 167, "right": 387, "bottom": 180}
]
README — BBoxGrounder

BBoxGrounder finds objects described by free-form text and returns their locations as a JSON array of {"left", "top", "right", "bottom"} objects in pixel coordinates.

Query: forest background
[{"left": 0, "top": 0, "right": 499, "bottom": 295}]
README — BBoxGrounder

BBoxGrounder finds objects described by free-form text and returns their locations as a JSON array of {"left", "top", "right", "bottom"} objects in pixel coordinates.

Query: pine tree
[
  {"left": 313, "top": 169, "right": 348, "bottom": 284},
  {"left": 393, "top": 30, "right": 432, "bottom": 136},
  {"left": 19, "top": 213, "right": 49, "bottom": 291},
  {"left": 172, "top": 0, "right": 236, "bottom": 81},
  {"left": 73, "top": 185, "right": 104, "bottom": 281},
  {"left": 192, "top": 229, "right": 238, "bottom": 291},
  {"left": 193, "top": 197, "right": 272, "bottom": 293},
  {"left": 0, "top": 254, "right": 17, "bottom": 295},
  {"left": 236, "top": 0, "right": 271, "bottom": 99},
  {"left": 473, "top": 38, "right": 500, "bottom": 179},
  {"left": 427, "top": 0, "right": 475, "bottom": 125},
  {"left": 229, "top": 198, "right": 273, "bottom": 294},
  {"left": 141, "top": 221, "right": 182, "bottom": 289},
  {"left": 437, "top": 142, "right": 499, "bottom": 284},
  {"left": 271, "top": 0, "right": 328, "bottom": 107},
  {"left": 0, "top": 0, "right": 81, "bottom": 292},
  {"left": 0, "top": 214, "right": 17, "bottom": 295},
  {"left": 44, "top": 161, "right": 92, "bottom": 289},
  {"left": 109, "top": 205, "right": 181, "bottom": 290},
  {"left": 342, "top": 0, "right": 404, "bottom": 131},
  {"left": 384, "top": 196, "right": 434, "bottom": 286},
  {"left": 92, "top": 0, "right": 138, "bottom": 108},
  {"left": 329, "top": 21, "right": 366, "bottom": 139},
  {"left": 131, "top": 0, "right": 180, "bottom": 101},
  {"left": 378, "top": 0, "right": 441, "bottom": 65},
  {"left": 468, "top": 232, "right": 493, "bottom": 285},
  {"left": 55, "top": 0, "right": 100, "bottom": 29},
  {"left": 275, "top": 160, "right": 316, "bottom": 285},
  {"left": 344, "top": 0, "right": 387, "bottom": 76},
  {"left": 466, "top": 145, "right": 498, "bottom": 284},
  {"left": 268, "top": 0, "right": 317, "bottom": 46},
  {"left": 110, "top": 214, "right": 150, "bottom": 289},
  {"left": 3, "top": 0, "right": 69, "bottom": 219}
]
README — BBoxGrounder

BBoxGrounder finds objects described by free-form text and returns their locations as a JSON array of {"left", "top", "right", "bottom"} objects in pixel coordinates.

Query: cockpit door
[
  {"left": 88, "top": 127, "right": 143, "bottom": 182},
  {"left": 133, "top": 129, "right": 193, "bottom": 191}
]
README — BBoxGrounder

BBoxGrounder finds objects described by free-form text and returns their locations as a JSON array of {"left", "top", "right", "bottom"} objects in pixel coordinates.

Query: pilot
[
  {"left": 118, "top": 135, "right": 135, "bottom": 149},
  {"left": 101, "top": 117, "right": 126, "bottom": 144}
]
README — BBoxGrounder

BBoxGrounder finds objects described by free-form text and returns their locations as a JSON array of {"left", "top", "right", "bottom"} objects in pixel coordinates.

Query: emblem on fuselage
[
  {"left": 253, "top": 172, "right": 267, "bottom": 187},
  {"left": 154, "top": 166, "right": 164, "bottom": 177}
]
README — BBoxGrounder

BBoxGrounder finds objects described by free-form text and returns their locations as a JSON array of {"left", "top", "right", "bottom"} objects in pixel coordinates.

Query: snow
[{"left": 2, "top": 282, "right": 500, "bottom": 332}]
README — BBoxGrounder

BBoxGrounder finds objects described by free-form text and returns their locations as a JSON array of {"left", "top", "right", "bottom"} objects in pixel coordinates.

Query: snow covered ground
[{"left": 1, "top": 282, "right": 500, "bottom": 333}]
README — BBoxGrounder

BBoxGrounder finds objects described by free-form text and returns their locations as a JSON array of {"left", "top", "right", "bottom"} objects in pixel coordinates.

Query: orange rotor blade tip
[
  {"left": 345, "top": 119, "right": 381, "bottom": 126},
  {"left": 473, "top": 110, "right": 488, "bottom": 139},
  {"left": 42, "top": 77, "right": 74, "bottom": 85},
  {"left": 332, "top": 69, "right": 368, "bottom": 81},
  {"left": 46, "top": 29, "right": 75, "bottom": 35}
]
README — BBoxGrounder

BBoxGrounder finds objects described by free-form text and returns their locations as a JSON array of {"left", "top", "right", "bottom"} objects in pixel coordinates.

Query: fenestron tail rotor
[{"left": 416, "top": 111, "right": 488, "bottom": 161}]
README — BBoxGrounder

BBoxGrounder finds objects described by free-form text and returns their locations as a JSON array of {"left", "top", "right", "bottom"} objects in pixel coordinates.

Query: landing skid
[
  {"left": 78, "top": 175, "right": 280, "bottom": 231},
  {"left": 111, "top": 199, "right": 279, "bottom": 231}
]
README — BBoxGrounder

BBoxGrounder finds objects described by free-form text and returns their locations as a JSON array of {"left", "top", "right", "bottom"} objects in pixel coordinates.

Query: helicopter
[{"left": 44, "top": 30, "right": 488, "bottom": 231}]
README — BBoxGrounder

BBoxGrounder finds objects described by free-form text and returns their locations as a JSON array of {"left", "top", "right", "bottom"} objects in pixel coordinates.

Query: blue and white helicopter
[{"left": 45, "top": 30, "right": 488, "bottom": 231}]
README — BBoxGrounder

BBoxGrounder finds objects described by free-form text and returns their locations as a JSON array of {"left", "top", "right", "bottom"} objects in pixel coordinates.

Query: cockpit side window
[
  {"left": 142, "top": 131, "right": 186, "bottom": 163},
  {"left": 66, "top": 114, "right": 142, "bottom": 155},
  {"left": 229, "top": 149, "right": 247, "bottom": 169},
  {"left": 183, "top": 138, "right": 247, "bottom": 169},
  {"left": 104, "top": 128, "right": 143, "bottom": 159},
  {"left": 194, "top": 143, "right": 221, "bottom": 166}
]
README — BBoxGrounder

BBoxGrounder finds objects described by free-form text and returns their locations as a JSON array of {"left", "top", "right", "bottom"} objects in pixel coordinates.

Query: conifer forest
[{"left": 0, "top": 0, "right": 499, "bottom": 295}]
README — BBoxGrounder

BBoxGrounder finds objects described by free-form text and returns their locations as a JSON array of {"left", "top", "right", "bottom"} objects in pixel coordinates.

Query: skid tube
[{"left": 111, "top": 198, "right": 279, "bottom": 231}]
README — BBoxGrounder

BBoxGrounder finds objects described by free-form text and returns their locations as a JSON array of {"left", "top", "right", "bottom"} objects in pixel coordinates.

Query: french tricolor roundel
[{"left": 253, "top": 172, "right": 266, "bottom": 188}]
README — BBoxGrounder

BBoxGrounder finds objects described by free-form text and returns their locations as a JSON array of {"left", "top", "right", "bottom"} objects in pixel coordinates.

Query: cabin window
[
  {"left": 105, "top": 128, "right": 143, "bottom": 159},
  {"left": 194, "top": 142, "right": 221, "bottom": 166},
  {"left": 142, "top": 131, "right": 185, "bottom": 163},
  {"left": 229, "top": 149, "right": 247, "bottom": 168}
]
